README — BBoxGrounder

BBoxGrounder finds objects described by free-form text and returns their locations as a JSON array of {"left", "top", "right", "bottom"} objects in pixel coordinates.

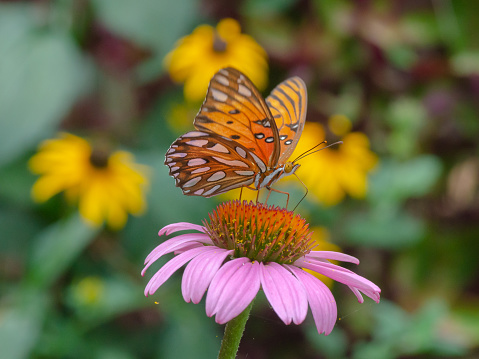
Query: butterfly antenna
[
  {"left": 292, "top": 172, "right": 308, "bottom": 211},
  {"left": 292, "top": 141, "right": 327, "bottom": 163},
  {"left": 293, "top": 141, "right": 343, "bottom": 163}
]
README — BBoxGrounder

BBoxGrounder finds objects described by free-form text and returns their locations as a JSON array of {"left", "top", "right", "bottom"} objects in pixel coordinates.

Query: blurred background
[{"left": 1, "top": 0, "right": 478, "bottom": 358}]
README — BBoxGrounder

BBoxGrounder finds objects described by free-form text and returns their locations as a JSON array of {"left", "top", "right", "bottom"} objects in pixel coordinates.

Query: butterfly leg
[
  {"left": 265, "top": 186, "right": 290, "bottom": 209},
  {"left": 255, "top": 188, "right": 261, "bottom": 204},
  {"left": 238, "top": 185, "right": 259, "bottom": 204},
  {"left": 292, "top": 172, "right": 308, "bottom": 211},
  {"left": 264, "top": 188, "right": 272, "bottom": 204}
]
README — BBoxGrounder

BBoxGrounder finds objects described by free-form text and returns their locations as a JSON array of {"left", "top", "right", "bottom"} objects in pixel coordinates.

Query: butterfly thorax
[{"left": 254, "top": 162, "right": 300, "bottom": 189}]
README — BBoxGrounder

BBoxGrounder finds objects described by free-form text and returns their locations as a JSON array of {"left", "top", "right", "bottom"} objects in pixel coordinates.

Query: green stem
[{"left": 217, "top": 299, "right": 255, "bottom": 359}]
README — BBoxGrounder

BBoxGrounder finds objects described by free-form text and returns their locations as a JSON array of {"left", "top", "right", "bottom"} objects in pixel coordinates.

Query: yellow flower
[
  {"left": 304, "top": 227, "right": 340, "bottom": 288},
  {"left": 29, "top": 133, "right": 149, "bottom": 229},
  {"left": 285, "top": 117, "right": 378, "bottom": 206},
  {"left": 165, "top": 18, "right": 268, "bottom": 102}
]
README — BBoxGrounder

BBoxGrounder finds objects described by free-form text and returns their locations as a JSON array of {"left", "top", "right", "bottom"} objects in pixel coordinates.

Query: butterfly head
[{"left": 284, "top": 161, "right": 300, "bottom": 174}]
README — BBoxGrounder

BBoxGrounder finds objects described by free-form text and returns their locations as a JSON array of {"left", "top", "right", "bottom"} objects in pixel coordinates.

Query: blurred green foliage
[{"left": 1, "top": 1, "right": 478, "bottom": 358}]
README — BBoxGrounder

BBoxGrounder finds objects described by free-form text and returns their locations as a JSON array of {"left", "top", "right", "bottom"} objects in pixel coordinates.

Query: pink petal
[
  {"left": 206, "top": 258, "right": 261, "bottom": 324},
  {"left": 349, "top": 286, "right": 364, "bottom": 303},
  {"left": 144, "top": 246, "right": 211, "bottom": 296},
  {"left": 287, "top": 265, "right": 337, "bottom": 335},
  {"left": 174, "top": 243, "right": 204, "bottom": 255},
  {"left": 306, "top": 251, "right": 360, "bottom": 264},
  {"left": 182, "top": 248, "right": 234, "bottom": 304},
  {"left": 158, "top": 222, "right": 206, "bottom": 236},
  {"left": 143, "top": 232, "right": 211, "bottom": 269},
  {"left": 259, "top": 262, "right": 308, "bottom": 325},
  {"left": 296, "top": 258, "right": 381, "bottom": 303}
]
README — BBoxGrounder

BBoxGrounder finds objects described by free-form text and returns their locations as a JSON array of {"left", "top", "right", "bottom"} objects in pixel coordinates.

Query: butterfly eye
[{"left": 284, "top": 162, "right": 294, "bottom": 173}]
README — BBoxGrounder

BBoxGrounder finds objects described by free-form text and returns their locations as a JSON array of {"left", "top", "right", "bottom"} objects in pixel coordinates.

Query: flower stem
[{"left": 217, "top": 299, "right": 255, "bottom": 359}]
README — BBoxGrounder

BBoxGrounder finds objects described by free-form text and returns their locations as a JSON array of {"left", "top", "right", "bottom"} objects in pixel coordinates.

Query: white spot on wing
[
  {"left": 183, "top": 177, "right": 202, "bottom": 188},
  {"left": 186, "top": 139, "right": 209, "bottom": 147},
  {"left": 183, "top": 131, "right": 208, "bottom": 138},
  {"left": 194, "top": 189, "right": 205, "bottom": 195},
  {"left": 220, "top": 69, "right": 229, "bottom": 76},
  {"left": 203, "top": 184, "right": 221, "bottom": 196},
  {"left": 170, "top": 166, "right": 179, "bottom": 172},
  {"left": 212, "top": 89, "right": 228, "bottom": 102},
  {"left": 191, "top": 167, "right": 210, "bottom": 174},
  {"left": 209, "top": 143, "right": 229, "bottom": 153},
  {"left": 207, "top": 171, "right": 226, "bottom": 182},
  {"left": 250, "top": 152, "right": 267, "bottom": 172},
  {"left": 238, "top": 84, "right": 252, "bottom": 97},
  {"left": 169, "top": 153, "right": 187, "bottom": 158},
  {"left": 216, "top": 75, "right": 229, "bottom": 86},
  {"left": 188, "top": 158, "right": 207, "bottom": 166},
  {"left": 236, "top": 147, "right": 247, "bottom": 158},
  {"left": 212, "top": 156, "right": 248, "bottom": 168},
  {"left": 235, "top": 170, "right": 255, "bottom": 176}
]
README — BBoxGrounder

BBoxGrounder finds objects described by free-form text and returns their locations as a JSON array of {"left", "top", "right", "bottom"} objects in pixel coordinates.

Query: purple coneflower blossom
[{"left": 142, "top": 201, "right": 380, "bottom": 335}]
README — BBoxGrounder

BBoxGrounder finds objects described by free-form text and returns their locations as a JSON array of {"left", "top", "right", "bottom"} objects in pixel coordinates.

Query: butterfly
[{"left": 165, "top": 67, "right": 307, "bottom": 201}]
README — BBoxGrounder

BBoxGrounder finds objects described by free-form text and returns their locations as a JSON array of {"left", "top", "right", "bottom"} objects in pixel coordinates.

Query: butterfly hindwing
[
  {"left": 266, "top": 77, "right": 307, "bottom": 164},
  {"left": 193, "top": 67, "right": 281, "bottom": 167},
  {"left": 165, "top": 131, "right": 268, "bottom": 197}
]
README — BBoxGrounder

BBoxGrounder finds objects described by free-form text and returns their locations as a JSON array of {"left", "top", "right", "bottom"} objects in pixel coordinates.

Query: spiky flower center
[{"left": 203, "top": 200, "right": 315, "bottom": 264}]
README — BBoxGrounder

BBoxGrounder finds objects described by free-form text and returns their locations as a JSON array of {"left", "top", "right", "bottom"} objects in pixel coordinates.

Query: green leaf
[
  {"left": 157, "top": 291, "right": 220, "bottom": 359},
  {"left": 386, "top": 97, "right": 428, "bottom": 158},
  {"left": 242, "top": 0, "right": 297, "bottom": 17},
  {"left": 91, "top": 0, "right": 197, "bottom": 54},
  {"left": 353, "top": 299, "right": 467, "bottom": 358},
  {"left": 0, "top": 4, "right": 92, "bottom": 167},
  {"left": 27, "top": 213, "right": 99, "bottom": 288},
  {"left": 0, "top": 155, "right": 36, "bottom": 206},
  {"left": 368, "top": 156, "right": 443, "bottom": 205},
  {"left": 345, "top": 206, "right": 425, "bottom": 249},
  {"left": 0, "top": 288, "right": 49, "bottom": 359},
  {"left": 65, "top": 276, "right": 146, "bottom": 327},
  {"left": 307, "top": 325, "right": 348, "bottom": 358}
]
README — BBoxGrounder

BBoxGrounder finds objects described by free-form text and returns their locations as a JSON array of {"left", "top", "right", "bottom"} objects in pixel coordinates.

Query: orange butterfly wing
[
  {"left": 266, "top": 77, "right": 307, "bottom": 164},
  {"left": 165, "top": 131, "right": 267, "bottom": 197},
  {"left": 193, "top": 67, "right": 280, "bottom": 167}
]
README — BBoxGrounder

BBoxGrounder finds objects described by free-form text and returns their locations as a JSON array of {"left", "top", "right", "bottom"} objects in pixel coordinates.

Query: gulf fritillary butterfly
[{"left": 165, "top": 67, "right": 307, "bottom": 199}]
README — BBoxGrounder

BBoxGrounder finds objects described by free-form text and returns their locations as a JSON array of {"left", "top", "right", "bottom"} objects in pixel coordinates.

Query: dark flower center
[
  {"left": 89, "top": 147, "right": 110, "bottom": 168},
  {"left": 213, "top": 33, "right": 227, "bottom": 53}
]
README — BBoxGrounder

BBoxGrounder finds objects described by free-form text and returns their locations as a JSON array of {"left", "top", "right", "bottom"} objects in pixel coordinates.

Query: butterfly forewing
[
  {"left": 194, "top": 67, "right": 281, "bottom": 167},
  {"left": 165, "top": 131, "right": 267, "bottom": 197},
  {"left": 266, "top": 77, "right": 307, "bottom": 164}
]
